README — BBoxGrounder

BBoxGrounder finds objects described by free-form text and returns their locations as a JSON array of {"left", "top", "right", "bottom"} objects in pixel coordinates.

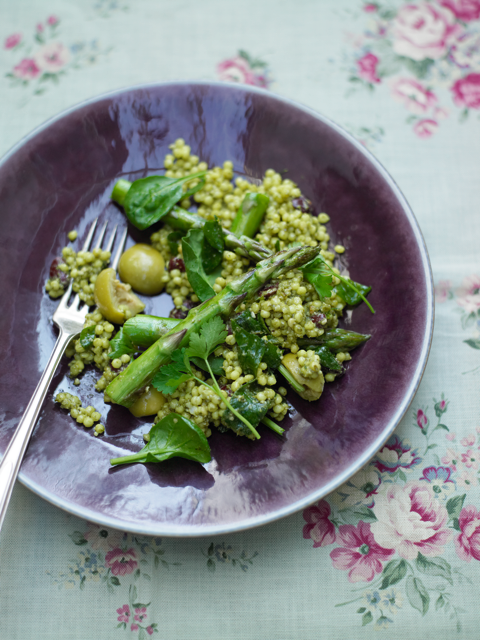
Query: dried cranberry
[
  {"left": 168, "top": 256, "right": 185, "bottom": 272},
  {"left": 168, "top": 298, "right": 198, "bottom": 319},
  {"left": 259, "top": 282, "right": 279, "bottom": 299},
  {"left": 49, "top": 257, "right": 70, "bottom": 286},
  {"left": 292, "top": 196, "right": 313, "bottom": 213},
  {"left": 310, "top": 313, "right": 327, "bottom": 326}
]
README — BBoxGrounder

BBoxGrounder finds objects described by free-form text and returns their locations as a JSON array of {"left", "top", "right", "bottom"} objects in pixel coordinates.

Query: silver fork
[{"left": 0, "top": 219, "right": 127, "bottom": 533}]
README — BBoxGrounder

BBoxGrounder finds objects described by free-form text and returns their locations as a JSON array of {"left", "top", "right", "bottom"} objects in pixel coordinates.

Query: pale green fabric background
[{"left": 1, "top": 0, "right": 480, "bottom": 638}]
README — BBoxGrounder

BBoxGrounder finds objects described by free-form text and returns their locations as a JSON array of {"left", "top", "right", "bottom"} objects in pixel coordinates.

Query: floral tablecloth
[{"left": 1, "top": 0, "right": 480, "bottom": 638}]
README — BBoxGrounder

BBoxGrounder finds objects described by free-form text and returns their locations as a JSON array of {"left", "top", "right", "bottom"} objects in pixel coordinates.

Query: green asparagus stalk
[
  {"left": 165, "top": 207, "right": 271, "bottom": 263},
  {"left": 119, "top": 314, "right": 306, "bottom": 395},
  {"left": 230, "top": 192, "right": 269, "bottom": 239},
  {"left": 298, "top": 328, "right": 371, "bottom": 353},
  {"left": 106, "top": 245, "right": 321, "bottom": 407}
]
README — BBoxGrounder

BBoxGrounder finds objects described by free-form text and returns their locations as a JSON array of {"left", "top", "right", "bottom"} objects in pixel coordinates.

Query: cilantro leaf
[
  {"left": 79, "top": 326, "right": 96, "bottom": 350},
  {"left": 152, "top": 348, "right": 193, "bottom": 395},
  {"left": 186, "top": 316, "right": 228, "bottom": 361}
]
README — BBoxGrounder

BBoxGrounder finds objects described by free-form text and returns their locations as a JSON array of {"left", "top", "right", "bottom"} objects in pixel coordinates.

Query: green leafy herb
[
  {"left": 151, "top": 317, "right": 260, "bottom": 439},
  {"left": 231, "top": 319, "right": 281, "bottom": 375},
  {"left": 335, "top": 280, "right": 372, "bottom": 307},
  {"left": 190, "top": 355, "right": 225, "bottom": 376},
  {"left": 121, "top": 172, "right": 206, "bottom": 230},
  {"left": 79, "top": 326, "right": 96, "bottom": 350},
  {"left": 301, "top": 255, "right": 374, "bottom": 313},
  {"left": 310, "top": 346, "right": 344, "bottom": 373},
  {"left": 167, "top": 231, "right": 184, "bottom": 255},
  {"left": 182, "top": 228, "right": 224, "bottom": 301},
  {"left": 109, "top": 328, "right": 137, "bottom": 360},
  {"left": 220, "top": 381, "right": 275, "bottom": 437},
  {"left": 110, "top": 413, "right": 211, "bottom": 466},
  {"left": 202, "top": 218, "right": 225, "bottom": 274}
]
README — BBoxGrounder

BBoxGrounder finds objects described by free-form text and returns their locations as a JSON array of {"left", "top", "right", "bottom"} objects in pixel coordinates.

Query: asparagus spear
[
  {"left": 106, "top": 245, "right": 321, "bottom": 407},
  {"left": 118, "top": 314, "right": 306, "bottom": 395},
  {"left": 298, "top": 328, "right": 371, "bottom": 353},
  {"left": 230, "top": 192, "right": 269, "bottom": 239}
]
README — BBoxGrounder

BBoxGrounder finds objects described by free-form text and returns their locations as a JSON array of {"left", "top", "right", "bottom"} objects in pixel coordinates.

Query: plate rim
[{"left": 1, "top": 80, "right": 435, "bottom": 537}]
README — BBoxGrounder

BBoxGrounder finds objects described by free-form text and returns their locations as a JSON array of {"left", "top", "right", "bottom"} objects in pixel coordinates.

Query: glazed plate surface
[{"left": 0, "top": 82, "right": 433, "bottom": 536}]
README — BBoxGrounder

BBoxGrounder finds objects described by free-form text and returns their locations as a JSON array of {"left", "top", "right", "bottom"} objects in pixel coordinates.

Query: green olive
[
  {"left": 129, "top": 386, "right": 166, "bottom": 417},
  {"left": 118, "top": 244, "right": 165, "bottom": 295},
  {"left": 282, "top": 353, "right": 325, "bottom": 401},
  {"left": 94, "top": 268, "right": 145, "bottom": 324}
]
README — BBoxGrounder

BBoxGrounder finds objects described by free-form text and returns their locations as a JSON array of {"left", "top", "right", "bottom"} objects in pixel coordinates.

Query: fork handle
[{"left": 0, "top": 329, "right": 72, "bottom": 533}]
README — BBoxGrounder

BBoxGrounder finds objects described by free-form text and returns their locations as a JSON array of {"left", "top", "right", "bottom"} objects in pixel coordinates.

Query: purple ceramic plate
[{"left": 0, "top": 82, "right": 433, "bottom": 536}]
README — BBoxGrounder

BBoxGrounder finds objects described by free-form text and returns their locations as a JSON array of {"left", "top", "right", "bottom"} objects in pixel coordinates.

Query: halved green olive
[
  {"left": 94, "top": 268, "right": 145, "bottom": 324},
  {"left": 282, "top": 353, "right": 325, "bottom": 401},
  {"left": 118, "top": 244, "right": 165, "bottom": 295},
  {"left": 129, "top": 386, "right": 166, "bottom": 417}
]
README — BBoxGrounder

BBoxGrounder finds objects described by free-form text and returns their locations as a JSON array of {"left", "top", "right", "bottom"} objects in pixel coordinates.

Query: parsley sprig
[
  {"left": 301, "top": 256, "right": 375, "bottom": 314},
  {"left": 152, "top": 317, "right": 261, "bottom": 440}
]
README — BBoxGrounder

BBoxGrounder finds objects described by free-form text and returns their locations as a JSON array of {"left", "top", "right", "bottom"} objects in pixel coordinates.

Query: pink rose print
[
  {"left": 105, "top": 548, "right": 138, "bottom": 576},
  {"left": 371, "top": 482, "right": 452, "bottom": 559},
  {"left": 364, "top": 3, "right": 379, "bottom": 11},
  {"left": 450, "top": 31, "right": 480, "bottom": 69},
  {"left": 441, "top": 447, "right": 460, "bottom": 471},
  {"left": 373, "top": 434, "right": 421, "bottom": 473},
  {"left": 391, "top": 78, "right": 438, "bottom": 114},
  {"left": 456, "top": 274, "right": 480, "bottom": 312},
  {"left": 416, "top": 409, "right": 428, "bottom": 429},
  {"left": 446, "top": 432, "right": 456, "bottom": 441},
  {"left": 34, "top": 42, "right": 70, "bottom": 72},
  {"left": 330, "top": 521, "right": 394, "bottom": 583},
  {"left": 356, "top": 52, "right": 381, "bottom": 83},
  {"left": 303, "top": 500, "right": 336, "bottom": 547},
  {"left": 36, "top": 23, "right": 44, "bottom": 33},
  {"left": 455, "top": 505, "right": 480, "bottom": 561},
  {"left": 4, "top": 33, "right": 22, "bottom": 49},
  {"left": 131, "top": 624, "right": 139, "bottom": 631},
  {"left": 461, "top": 448, "right": 480, "bottom": 469},
  {"left": 147, "top": 627, "right": 154, "bottom": 636},
  {"left": 116, "top": 605, "right": 130, "bottom": 623},
  {"left": 47, "top": 15, "right": 59, "bottom": 26},
  {"left": 440, "top": 0, "right": 480, "bottom": 21},
  {"left": 435, "top": 279, "right": 452, "bottom": 302},
  {"left": 391, "top": 2, "right": 462, "bottom": 61},
  {"left": 413, "top": 119, "right": 438, "bottom": 138},
  {"left": 217, "top": 55, "right": 268, "bottom": 88},
  {"left": 457, "top": 469, "right": 478, "bottom": 488},
  {"left": 84, "top": 522, "right": 123, "bottom": 552},
  {"left": 13, "top": 58, "right": 41, "bottom": 80},
  {"left": 452, "top": 73, "right": 480, "bottom": 109},
  {"left": 461, "top": 434, "right": 476, "bottom": 446}
]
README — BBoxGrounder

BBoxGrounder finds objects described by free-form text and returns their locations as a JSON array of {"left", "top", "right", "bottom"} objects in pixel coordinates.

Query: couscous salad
[{"left": 46, "top": 139, "right": 373, "bottom": 467}]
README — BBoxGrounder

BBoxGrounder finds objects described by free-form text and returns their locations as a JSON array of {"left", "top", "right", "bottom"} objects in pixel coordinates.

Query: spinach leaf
[
  {"left": 202, "top": 218, "right": 225, "bottom": 274},
  {"left": 109, "top": 328, "right": 137, "bottom": 360},
  {"left": 300, "top": 256, "right": 335, "bottom": 298},
  {"left": 110, "top": 413, "right": 211, "bottom": 466},
  {"left": 79, "top": 326, "right": 96, "bottom": 350},
  {"left": 122, "top": 172, "right": 206, "bottom": 230},
  {"left": 232, "top": 322, "right": 266, "bottom": 375},
  {"left": 335, "top": 280, "right": 372, "bottom": 306},
  {"left": 231, "top": 311, "right": 282, "bottom": 374},
  {"left": 167, "top": 231, "right": 184, "bottom": 255},
  {"left": 182, "top": 229, "right": 217, "bottom": 301},
  {"left": 220, "top": 382, "right": 274, "bottom": 437},
  {"left": 310, "top": 346, "right": 343, "bottom": 373}
]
